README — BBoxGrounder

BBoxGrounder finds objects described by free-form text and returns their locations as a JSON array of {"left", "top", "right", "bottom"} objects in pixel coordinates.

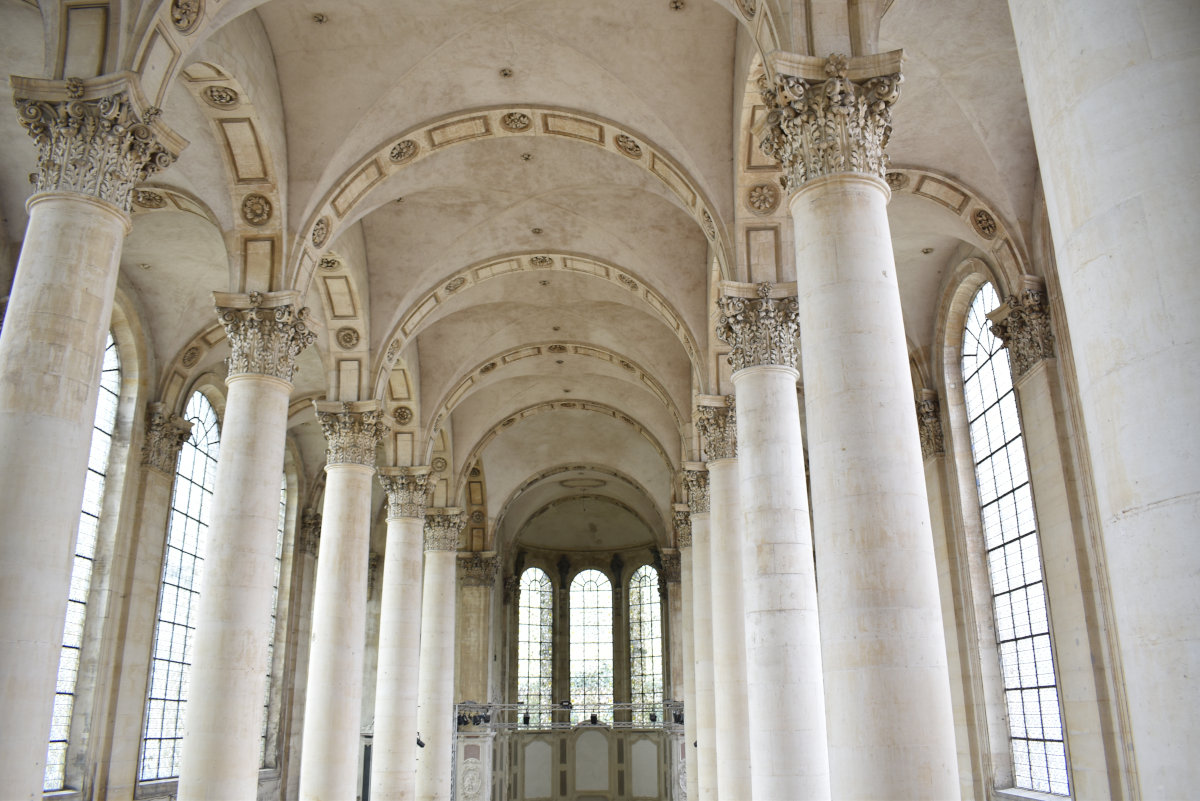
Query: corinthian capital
[
  {"left": 716, "top": 281, "right": 800, "bottom": 372},
  {"left": 988, "top": 278, "right": 1055, "bottom": 379},
  {"left": 695, "top": 395, "right": 737, "bottom": 460},
  {"left": 916, "top": 389, "right": 945, "bottom": 459},
  {"left": 141, "top": 401, "right": 193, "bottom": 473},
  {"left": 757, "top": 51, "right": 902, "bottom": 191},
  {"left": 660, "top": 549, "right": 682, "bottom": 583},
  {"left": 378, "top": 466, "right": 434, "bottom": 518},
  {"left": 425, "top": 508, "right": 467, "bottom": 551},
  {"left": 673, "top": 504, "right": 692, "bottom": 548},
  {"left": 315, "top": 400, "right": 384, "bottom": 468},
  {"left": 682, "top": 463, "right": 709, "bottom": 516},
  {"left": 12, "top": 72, "right": 185, "bottom": 213},
  {"left": 215, "top": 291, "right": 316, "bottom": 383},
  {"left": 460, "top": 552, "right": 498, "bottom": 587}
]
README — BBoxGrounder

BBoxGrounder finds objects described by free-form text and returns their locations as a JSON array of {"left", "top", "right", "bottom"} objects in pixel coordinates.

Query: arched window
[
  {"left": 139, "top": 391, "right": 220, "bottom": 781},
  {"left": 517, "top": 568, "right": 553, "bottom": 726},
  {"left": 44, "top": 332, "right": 121, "bottom": 791},
  {"left": 961, "top": 282, "right": 1069, "bottom": 795},
  {"left": 260, "top": 474, "right": 287, "bottom": 764},
  {"left": 628, "top": 565, "right": 663, "bottom": 723},
  {"left": 569, "top": 569, "right": 614, "bottom": 723}
]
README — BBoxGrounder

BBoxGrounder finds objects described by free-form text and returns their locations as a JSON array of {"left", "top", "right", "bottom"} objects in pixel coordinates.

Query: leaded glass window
[
  {"left": 517, "top": 568, "right": 553, "bottom": 726},
  {"left": 629, "top": 565, "right": 663, "bottom": 723},
  {"left": 569, "top": 569, "right": 613, "bottom": 723},
  {"left": 962, "top": 282, "right": 1069, "bottom": 795},
  {"left": 44, "top": 332, "right": 120, "bottom": 791},
  {"left": 139, "top": 392, "right": 220, "bottom": 781}
]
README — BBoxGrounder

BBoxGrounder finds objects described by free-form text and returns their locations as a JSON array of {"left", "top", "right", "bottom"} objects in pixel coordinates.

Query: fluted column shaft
[
  {"left": 298, "top": 402, "right": 383, "bottom": 801},
  {"left": 415, "top": 510, "right": 466, "bottom": 801},
  {"left": 371, "top": 468, "right": 433, "bottom": 801},
  {"left": 683, "top": 466, "right": 717, "bottom": 801},
  {"left": 0, "top": 74, "right": 180, "bottom": 799},
  {"left": 178, "top": 293, "right": 314, "bottom": 801}
]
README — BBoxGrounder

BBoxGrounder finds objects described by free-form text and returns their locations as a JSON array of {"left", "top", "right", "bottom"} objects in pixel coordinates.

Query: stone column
[
  {"left": 104, "top": 405, "right": 192, "bottom": 800},
  {"left": 755, "top": 51, "right": 957, "bottom": 799},
  {"left": 694, "top": 396, "right": 752, "bottom": 797},
  {"left": 0, "top": 73, "right": 181, "bottom": 798},
  {"left": 178, "top": 292, "right": 314, "bottom": 801},
  {"left": 715, "top": 286, "right": 830, "bottom": 801},
  {"left": 660, "top": 548, "right": 683, "bottom": 701},
  {"left": 682, "top": 465, "right": 717, "bottom": 801},
  {"left": 457, "top": 551, "right": 498, "bottom": 704},
  {"left": 298, "top": 401, "right": 384, "bottom": 801},
  {"left": 1004, "top": 7, "right": 1200, "bottom": 788},
  {"left": 675, "top": 505, "right": 699, "bottom": 801},
  {"left": 415, "top": 510, "right": 466, "bottom": 801},
  {"left": 284, "top": 510, "right": 321, "bottom": 801},
  {"left": 372, "top": 468, "right": 433, "bottom": 801}
]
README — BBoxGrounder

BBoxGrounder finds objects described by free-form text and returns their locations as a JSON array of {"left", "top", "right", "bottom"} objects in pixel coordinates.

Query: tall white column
[
  {"left": 178, "top": 292, "right": 315, "bottom": 801},
  {"left": 715, "top": 292, "right": 830, "bottom": 801},
  {"left": 660, "top": 548, "right": 683, "bottom": 702},
  {"left": 372, "top": 468, "right": 433, "bottom": 801},
  {"left": 694, "top": 397, "right": 752, "bottom": 797},
  {"left": 298, "top": 401, "right": 384, "bottom": 801},
  {"left": 0, "top": 74, "right": 180, "bottom": 800},
  {"left": 757, "top": 51, "right": 958, "bottom": 799},
  {"left": 284, "top": 509, "right": 322, "bottom": 801},
  {"left": 682, "top": 465, "right": 717, "bottom": 801},
  {"left": 1006, "top": 4, "right": 1200, "bottom": 794},
  {"left": 415, "top": 510, "right": 466, "bottom": 801},
  {"left": 457, "top": 552, "right": 498, "bottom": 703},
  {"left": 675, "top": 505, "right": 699, "bottom": 801}
]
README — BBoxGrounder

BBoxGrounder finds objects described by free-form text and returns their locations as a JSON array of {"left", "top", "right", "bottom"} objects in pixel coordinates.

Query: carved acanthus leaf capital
[
  {"left": 378, "top": 467, "right": 433, "bottom": 518},
  {"left": 297, "top": 509, "right": 321, "bottom": 556},
  {"left": 424, "top": 508, "right": 467, "bottom": 551},
  {"left": 716, "top": 282, "right": 800, "bottom": 372},
  {"left": 315, "top": 400, "right": 384, "bottom": 468},
  {"left": 673, "top": 504, "right": 692, "bottom": 547},
  {"left": 215, "top": 291, "right": 315, "bottom": 383},
  {"left": 660, "top": 549, "right": 682, "bottom": 583},
  {"left": 460, "top": 552, "right": 498, "bottom": 587},
  {"left": 756, "top": 52, "right": 902, "bottom": 192},
  {"left": 988, "top": 280, "right": 1055, "bottom": 379},
  {"left": 917, "top": 390, "right": 945, "bottom": 459},
  {"left": 141, "top": 401, "right": 193, "bottom": 473},
  {"left": 683, "top": 462, "right": 710, "bottom": 516},
  {"left": 695, "top": 396, "right": 737, "bottom": 460},
  {"left": 503, "top": 574, "right": 520, "bottom": 605},
  {"left": 12, "top": 73, "right": 184, "bottom": 213}
]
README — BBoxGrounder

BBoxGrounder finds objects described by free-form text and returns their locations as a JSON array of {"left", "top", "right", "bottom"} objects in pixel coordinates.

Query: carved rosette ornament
[
  {"left": 673, "top": 504, "right": 692, "bottom": 548},
  {"left": 757, "top": 52, "right": 902, "bottom": 192},
  {"left": 988, "top": 281, "right": 1056, "bottom": 379},
  {"left": 695, "top": 396, "right": 736, "bottom": 460},
  {"left": 141, "top": 402, "right": 193, "bottom": 473},
  {"left": 460, "top": 552, "right": 498, "bottom": 587},
  {"left": 315, "top": 401, "right": 384, "bottom": 468},
  {"left": 215, "top": 291, "right": 315, "bottom": 383},
  {"left": 378, "top": 467, "right": 434, "bottom": 518},
  {"left": 716, "top": 282, "right": 801, "bottom": 372},
  {"left": 13, "top": 73, "right": 183, "bottom": 213},
  {"left": 424, "top": 509, "right": 467, "bottom": 552},
  {"left": 916, "top": 390, "right": 945, "bottom": 459},
  {"left": 682, "top": 466, "right": 710, "bottom": 516},
  {"left": 298, "top": 509, "right": 322, "bottom": 556}
]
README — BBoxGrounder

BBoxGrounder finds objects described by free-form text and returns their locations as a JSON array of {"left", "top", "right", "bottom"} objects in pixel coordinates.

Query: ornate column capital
[
  {"left": 756, "top": 51, "right": 903, "bottom": 192},
  {"left": 459, "top": 552, "right": 498, "bottom": 587},
  {"left": 916, "top": 389, "right": 945, "bottom": 459},
  {"left": 378, "top": 466, "right": 433, "bottom": 519},
  {"left": 673, "top": 504, "right": 692, "bottom": 548},
  {"left": 695, "top": 395, "right": 737, "bottom": 460},
  {"left": 214, "top": 290, "right": 316, "bottom": 383},
  {"left": 315, "top": 400, "right": 384, "bottom": 468},
  {"left": 660, "top": 549, "right": 682, "bottom": 583},
  {"left": 988, "top": 277, "right": 1055, "bottom": 379},
  {"left": 424, "top": 508, "right": 467, "bottom": 552},
  {"left": 141, "top": 401, "right": 192, "bottom": 474},
  {"left": 12, "top": 72, "right": 185, "bottom": 213},
  {"left": 297, "top": 509, "right": 321, "bottom": 556},
  {"left": 683, "top": 460, "right": 710, "bottom": 518},
  {"left": 503, "top": 574, "right": 520, "bottom": 605},
  {"left": 716, "top": 281, "right": 800, "bottom": 372}
]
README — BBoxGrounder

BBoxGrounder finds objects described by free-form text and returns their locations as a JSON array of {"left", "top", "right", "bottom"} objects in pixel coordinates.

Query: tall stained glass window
[
  {"left": 569, "top": 569, "right": 613, "bottom": 723},
  {"left": 517, "top": 568, "right": 553, "bottom": 726},
  {"left": 139, "top": 392, "right": 220, "bottom": 781},
  {"left": 628, "top": 565, "right": 663, "bottom": 723},
  {"left": 961, "top": 282, "right": 1069, "bottom": 795},
  {"left": 260, "top": 474, "right": 287, "bottom": 764},
  {"left": 45, "top": 333, "right": 121, "bottom": 791}
]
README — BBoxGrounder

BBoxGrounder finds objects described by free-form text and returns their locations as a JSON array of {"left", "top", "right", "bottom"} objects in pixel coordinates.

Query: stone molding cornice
[
  {"left": 660, "top": 549, "right": 682, "bottom": 583},
  {"left": 673, "top": 503, "right": 692, "bottom": 548},
  {"left": 12, "top": 72, "right": 185, "bottom": 214},
  {"left": 424, "top": 508, "right": 466, "bottom": 551},
  {"left": 315, "top": 400, "right": 384, "bottom": 468},
  {"left": 756, "top": 51, "right": 903, "bottom": 192},
  {"left": 215, "top": 291, "right": 316, "bottom": 383},
  {"left": 297, "top": 509, "right": 321, "bottom": 556},
  {"left": 917, "top": 389, "right": 945, "bottom": 459},
  {"left": 988, "top": 277, "right": 1055, "bottom": 379},
  {"left": 378, "top": 466, "right": 433, "bottom": 519},
  {"left": 695, "top": 395, "right": 736, "bottom": 460},
  {"left": 459, "top": 552, "right": 498, "bottom": 587},
  {"left": 141, "top": 401, "right": 192, "bottom": 474},
  {"left": 682, "top": 463, "right": 710, "bottom": 516},
  {"left": 716, "top": 281, "right": 801, "bottom": 372}
]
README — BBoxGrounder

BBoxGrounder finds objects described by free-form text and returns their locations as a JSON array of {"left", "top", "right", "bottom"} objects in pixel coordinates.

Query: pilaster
[{"left": 141, "top": 401, "right": 192, "bottom": 474}]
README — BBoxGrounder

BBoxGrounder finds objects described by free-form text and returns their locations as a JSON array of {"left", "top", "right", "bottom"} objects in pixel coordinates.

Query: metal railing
[{"left": 452, "top": 700, "right": 685, "bottom": 732}]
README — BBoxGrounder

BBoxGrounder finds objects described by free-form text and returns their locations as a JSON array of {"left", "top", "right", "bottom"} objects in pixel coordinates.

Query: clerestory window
[{"left": 516, "top": 567, "right": 553, "bottom": 726}]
